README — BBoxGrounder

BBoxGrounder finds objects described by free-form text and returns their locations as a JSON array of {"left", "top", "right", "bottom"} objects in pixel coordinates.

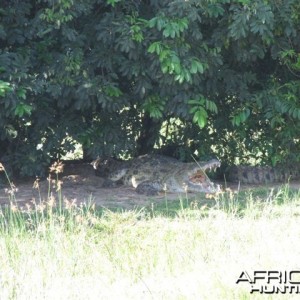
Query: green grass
[{"left": 1, "top": 162, "right": 300, "bottom": 299}]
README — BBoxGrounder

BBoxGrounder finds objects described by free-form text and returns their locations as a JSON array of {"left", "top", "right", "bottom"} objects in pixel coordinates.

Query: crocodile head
[{"left": 173, "top": 159, "right": 221, "bottom": 193}]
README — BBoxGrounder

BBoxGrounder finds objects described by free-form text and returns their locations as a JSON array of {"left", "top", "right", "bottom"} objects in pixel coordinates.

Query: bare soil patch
[
  {"left": 0, "top": 163, "right": 193, "bottom": 210},
  {"left": 0, "top": 162, "right": 299, "bottom": 209}
]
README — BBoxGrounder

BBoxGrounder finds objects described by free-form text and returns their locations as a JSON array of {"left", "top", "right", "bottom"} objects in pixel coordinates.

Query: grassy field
[{"left": 1, "top": 165, "right": 300, "bottom": 299}]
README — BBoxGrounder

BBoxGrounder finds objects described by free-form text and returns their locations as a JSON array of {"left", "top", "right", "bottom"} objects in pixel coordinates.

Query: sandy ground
[
  {"left": 0, "top": 162, "right": 299, "bottom": 210},
  {"left": 0, "top": 162, "right": 198, "bottom": 209}
]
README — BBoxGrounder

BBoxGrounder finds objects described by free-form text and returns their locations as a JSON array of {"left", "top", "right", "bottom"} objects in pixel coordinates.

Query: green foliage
[
  {"left": 228, "top": 1, "right": 274, "bottom": 42},
  {"left": 189, "top": 97, "right": 218, "bottom": 129},
  {"left": 14, "top": 103, "right": 32, "bottom": 118},
  {"left": 0, "top": 81, "right": 12, "bottom": 97},
  {"left": 231, "top": 108, "right": 251, "bottom": 126},
  {"left": 142, "top": 95, "right": 165, "bottom": 119},
  {"left": 148, "top": 14, "right": 189, "bottom": 38},
  {"left": 1, "top": 0, "right": 300, "bottom": 176},
  {"left": 106, "top": 0, "right": 122, "bottom": 7}
]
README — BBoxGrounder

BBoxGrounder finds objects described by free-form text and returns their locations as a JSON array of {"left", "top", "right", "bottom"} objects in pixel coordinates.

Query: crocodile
[
  {"left": 226, "top": 164, "right": 300, "bottom": 184},
  {"left": 92, "top": 154, "right": 221, "bottom": 195}
]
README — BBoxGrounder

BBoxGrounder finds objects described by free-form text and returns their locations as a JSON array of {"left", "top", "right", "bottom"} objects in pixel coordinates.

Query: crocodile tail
[{"left": 227, "top": 165, "right": 300, "bottom": 184}]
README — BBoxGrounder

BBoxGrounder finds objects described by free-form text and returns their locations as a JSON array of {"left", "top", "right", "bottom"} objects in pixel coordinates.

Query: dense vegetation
[{"left": 1, "top": 0, "right": 300, "bottom": 176}]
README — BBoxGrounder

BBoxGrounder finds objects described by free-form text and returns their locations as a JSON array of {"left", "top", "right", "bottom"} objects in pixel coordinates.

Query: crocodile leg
[{"left": 135, "top": 180, "right": 164, "bottom": 196}]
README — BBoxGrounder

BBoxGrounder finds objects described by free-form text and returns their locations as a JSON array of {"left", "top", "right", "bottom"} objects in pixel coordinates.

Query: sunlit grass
[{"left": 1, "top": 161, "right": 300, "bottom": 299}]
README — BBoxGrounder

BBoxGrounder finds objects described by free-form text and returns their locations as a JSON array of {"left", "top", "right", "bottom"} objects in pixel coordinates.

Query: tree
[{"left": 1, "top": 0, "right": 300, "bottom": 177}]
